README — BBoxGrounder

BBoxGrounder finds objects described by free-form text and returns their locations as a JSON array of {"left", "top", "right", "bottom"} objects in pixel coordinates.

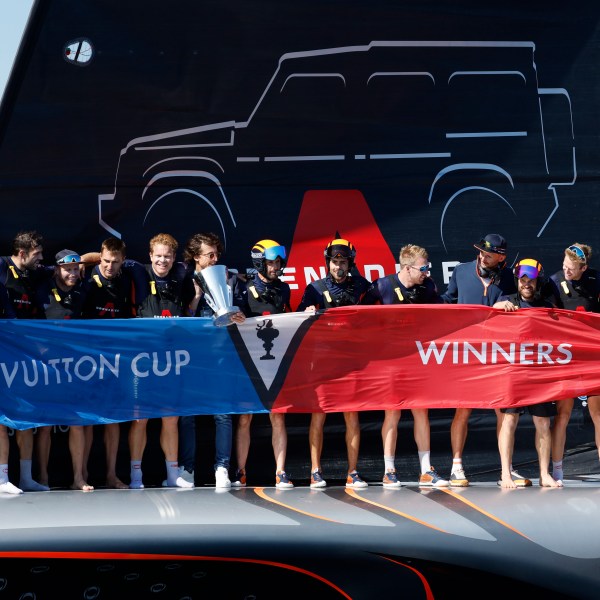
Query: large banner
[{"left": 1, "top": 306, "right": 599, "bottom": 430}]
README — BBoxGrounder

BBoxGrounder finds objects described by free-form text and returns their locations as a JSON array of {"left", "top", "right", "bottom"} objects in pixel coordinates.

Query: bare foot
[
  {"left": 499, "top": 475, "right": 517, "bottom": 489},
  {"left": 540, "top": 474, "right": 562, "bottom": 488},
  {"left": 71, "top": 479, "right": 94, "bottom": 492},
  {"left": 106, "top": 477, "right": 128, "bottom": 490}
]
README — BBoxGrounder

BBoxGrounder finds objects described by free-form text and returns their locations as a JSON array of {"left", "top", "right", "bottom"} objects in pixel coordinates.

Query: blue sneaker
[
  {"left": 275, "top": 471, "right": 293, "bottom": 489},
  {"left": 346, "top": 471, "right": 368, "bottom": 489},
  {"left": 383, "top": 470, "right": 401, "bottom": 488},
  {"left": 310, "top": 469, "right": 327, "bottom": 488},
  {"left": 420, "top": 467, "right": 449, "bottom": 487}
]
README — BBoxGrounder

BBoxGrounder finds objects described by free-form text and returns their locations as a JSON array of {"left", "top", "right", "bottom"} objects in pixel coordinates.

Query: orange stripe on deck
[
  {"left": 253, "top": 487, "right": 342, "bottom": 523},
  {"left": 439, "top": 488, "right": 531, "bottom": 540},
  {"left": 345, "top": 488, "right": 448, "bottom": 533}
]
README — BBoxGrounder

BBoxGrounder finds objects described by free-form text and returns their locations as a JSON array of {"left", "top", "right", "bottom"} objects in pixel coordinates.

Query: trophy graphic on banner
[{"left": 195, "top": 265, "right": 239, "bottom": 327}]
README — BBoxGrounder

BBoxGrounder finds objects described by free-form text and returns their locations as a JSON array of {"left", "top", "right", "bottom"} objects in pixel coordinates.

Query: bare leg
[
  {"left": 498, "top": 413, "right": 519, "bottom": 488},
  {"left": 105, "top": 423, "right": 127, "bottom": 489},
  {"left": 451, "top": 408, "right": 472, "bottom": 459},
  {"left": 36, "top": 426, "right": 52, "bottom": 487},
  {"left": 0, "top": 425, "right": 9, "bottom": 465},
  {"left": 129, "top": 419, "right": 148, "bottom": 461},
  {"left": 534, "top": 415, "right": 560, "bottom": 487},
  {"left": 69, "top": 426, "right": 93, "bottom": 491},
  {"left": 234, "top": 414, "right": 253, "bottom": 471},
  {"left": 381, "top": 410, "right": 401, "bottom": 457},
  {"left": 495, "top": 408, "right": 504, "bottom": 438},
  {"left": 269, "top": 413, "right": 287, "bottom": 472},
  {"left": 15, "top": 429, "right": 34, "bottom": 460},
  {"left": 344, "top": 412, "right": 360, "bottom": 473},
  {"left": 551, "top": 398, "right": 574, "bottom": 463},
  {"left": 412, "top": 409, "right": 430, "bottom": 453},
  {"left": 586, "top": 395, "right": 600, "bottom": 463},
  {"left": 82, "top": 426, "right": 93, "bottom": 482},
  {"left": 309, "top": 413, "right": 326, "bottom": 471},
  {"left": 160, "top": 416, "right": 179, "bottom": 462}
]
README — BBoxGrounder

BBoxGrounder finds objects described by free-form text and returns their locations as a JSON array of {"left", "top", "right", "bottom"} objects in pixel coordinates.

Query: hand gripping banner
[{"left": 1, "top": 305, "right": 600, "bottom": 429}]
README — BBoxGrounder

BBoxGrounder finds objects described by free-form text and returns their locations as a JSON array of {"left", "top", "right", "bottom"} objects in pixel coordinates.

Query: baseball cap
[
  {"left": 55, "top": 249, "right": 82, "bottom": 265},
  {"left": 473, "top": 234, "right": 507, "bottom": 255}
]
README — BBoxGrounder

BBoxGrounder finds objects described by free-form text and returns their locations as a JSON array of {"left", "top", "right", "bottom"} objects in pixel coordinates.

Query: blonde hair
[
  {"left": 565, "top": 243, "right": 591, "bottom": 265},
  {"left": 399, "top": 244, "right": 428, "bottom": 267}
]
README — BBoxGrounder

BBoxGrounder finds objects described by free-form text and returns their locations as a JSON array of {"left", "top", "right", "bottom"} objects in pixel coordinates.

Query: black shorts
[{"left": 501, "top": 401, "right": 556, "bottom": 417}]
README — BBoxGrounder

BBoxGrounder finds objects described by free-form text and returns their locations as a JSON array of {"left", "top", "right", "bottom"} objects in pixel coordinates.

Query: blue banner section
[{"left": 0, "top": 318, "right": 266, "bottom": 430}]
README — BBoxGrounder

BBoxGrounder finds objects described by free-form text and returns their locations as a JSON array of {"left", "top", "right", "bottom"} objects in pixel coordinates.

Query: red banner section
[
  {"left": 272, "top": 305, "right": 600, "bottom": 412},
  {"left": 286, "top": 190, "right": 397, "bottom": 309}
]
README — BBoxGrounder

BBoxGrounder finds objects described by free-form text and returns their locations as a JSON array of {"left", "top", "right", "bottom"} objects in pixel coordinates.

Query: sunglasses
[
  {"left": 199, "top": 251, "right": 220, "bottom": 260},
  {"left": 409, "top": 263, "right": 431, "bottom": 273},
  {"left": 567, "top": 245, "right": 586, "bottom": 263},
  {"left": 56, "top": 254, "right": 81, "bottom": 265}
]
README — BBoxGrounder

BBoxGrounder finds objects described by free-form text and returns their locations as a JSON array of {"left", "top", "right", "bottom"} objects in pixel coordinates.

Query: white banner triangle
[{"left": 233, "top": 311, "right": 315, "bottom": 390}]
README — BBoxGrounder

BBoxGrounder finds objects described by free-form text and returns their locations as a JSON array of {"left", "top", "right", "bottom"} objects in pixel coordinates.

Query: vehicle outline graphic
[{"left": 98, "top": 40, "right": 576, "bottom": 256}]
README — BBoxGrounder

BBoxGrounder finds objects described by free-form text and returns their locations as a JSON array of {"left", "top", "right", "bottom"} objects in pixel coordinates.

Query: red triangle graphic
[{"left": 285, "top": 190, "right": 397, "bottom": 309}]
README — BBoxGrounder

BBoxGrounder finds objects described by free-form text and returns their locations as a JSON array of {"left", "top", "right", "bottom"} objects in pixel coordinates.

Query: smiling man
[
  {"left": 129, "top": 233, "right": 196, "bottom": 490},
  {"left": 362, "top": 244, "right": 448, "bottom": 489},
  {"left": 177, "top": 232, "right": 246, "bottom": 490},
  {"left": 494, "top": 258, "right": 560, "bottom": 489},
  {"left": 37, "top": 249, "right": 93, "bottom": 491},
  {"left": 549, "top": 243, "right": 600, "bottom": 484}
]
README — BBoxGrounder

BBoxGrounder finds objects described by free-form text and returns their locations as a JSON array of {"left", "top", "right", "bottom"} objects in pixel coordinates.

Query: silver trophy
[{"left": 195, "top": 264, "right": 239, "bottom": 327}]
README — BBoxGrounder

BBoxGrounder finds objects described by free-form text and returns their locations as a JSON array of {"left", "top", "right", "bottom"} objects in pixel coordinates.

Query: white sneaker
[
  {"left": 0, "top": 481, "right": 23, "bottom": 495},
  {"left": 174, "top": 476, "right": 194, "bottom": 489},
  {"left": 179, "top": 467, "right": 194, "bottom": 484},
  {"left": 162, "top": 466, "right": 194, "bottom": 487},
  {"left": 215, "top": 466, "right": 231, "bottom": 488},
  {"left": 450, "top": 468, "right": 469, "bottom": 487}
]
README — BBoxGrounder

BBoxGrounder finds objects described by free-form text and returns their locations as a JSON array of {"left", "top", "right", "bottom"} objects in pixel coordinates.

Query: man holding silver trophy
[{"left": 182, "top": 232, "right": 247, "bottom": 488}]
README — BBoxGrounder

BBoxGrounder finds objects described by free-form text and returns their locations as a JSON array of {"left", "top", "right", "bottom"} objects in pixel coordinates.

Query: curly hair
[
  {"left": 183, "top": 232, "right": 223, "bottom": 264},
  {"left": 149, "top": 233, "right": 178, "bottom": 254}
]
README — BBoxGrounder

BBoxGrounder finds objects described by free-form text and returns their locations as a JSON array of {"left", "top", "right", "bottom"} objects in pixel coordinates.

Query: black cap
[{"left": 473, "top": 234, "right": 507, "bottom": 255}]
